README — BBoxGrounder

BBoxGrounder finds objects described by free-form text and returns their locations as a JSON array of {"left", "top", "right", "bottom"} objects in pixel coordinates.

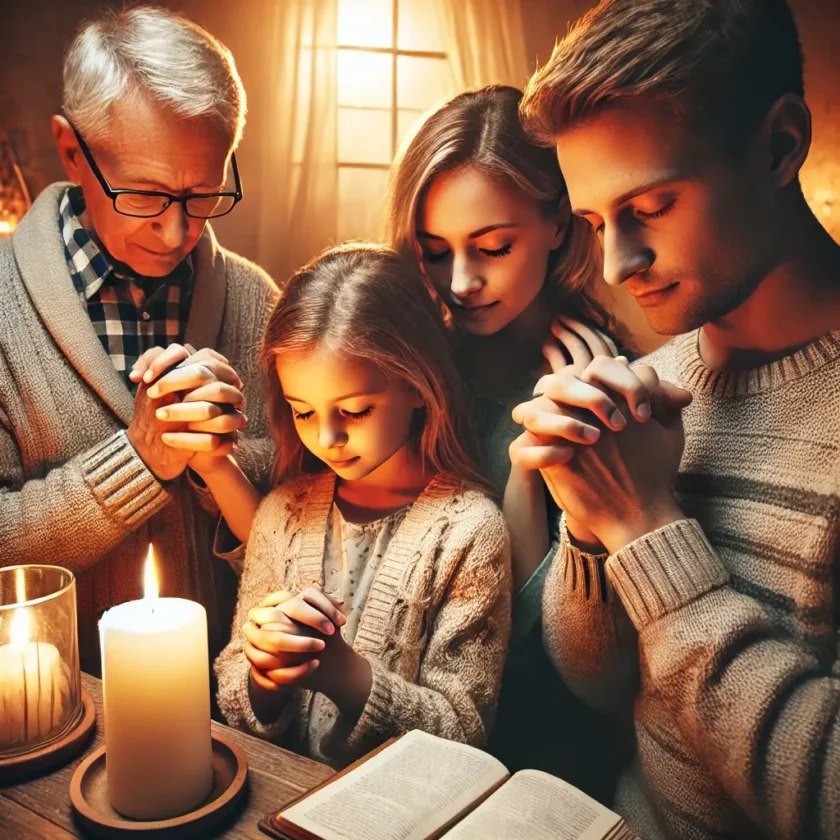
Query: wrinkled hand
[
  {"left": 244, "top": 585, "right": 349, "bottom": 693},
  {"left": 542, "top": 315, "right": 619, "bottom": 374},
  {"left": 126, "top": 344, "right": 248, "bottom": 479},
  {"left": 510, "top": 357, "right": 692, "bottom": 554}
]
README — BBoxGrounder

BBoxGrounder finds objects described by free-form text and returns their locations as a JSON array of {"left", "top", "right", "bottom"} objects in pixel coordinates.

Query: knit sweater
[
  {"left": 542, "top": 329, "right": 840, "bottom": 839},
  {"left": 214, "top": 470, "right": 512, "bottom": 768},
  {"left": 0, "top": 183, "right": 278, "bottom": 671}
]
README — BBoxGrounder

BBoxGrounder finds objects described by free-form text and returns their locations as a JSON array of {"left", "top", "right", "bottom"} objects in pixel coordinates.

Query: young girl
[
  {"left": 204, "top": 243, "right": 511, "bottom": 768},
  {"left": 385, "top": 86, "right": 631, "bottom": 801}
]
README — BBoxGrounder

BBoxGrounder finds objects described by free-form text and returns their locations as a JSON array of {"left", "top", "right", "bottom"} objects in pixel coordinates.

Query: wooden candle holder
[
  {"left": 69, "top": 731, "right": 248, "bottom": 838},
  {"left": 0, "top": 688, "right": 96, "bottom": 784}
]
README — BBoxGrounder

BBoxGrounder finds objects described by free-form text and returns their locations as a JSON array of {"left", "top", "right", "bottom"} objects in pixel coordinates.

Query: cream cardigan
[{"left": 215, "top": 470, "right": 512, "bottom": 767}]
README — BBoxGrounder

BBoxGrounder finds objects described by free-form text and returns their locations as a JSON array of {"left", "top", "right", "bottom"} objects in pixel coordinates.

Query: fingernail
[
  {"left": 324, "top": 623, "right": 334, "bottom": 635},
  {"left": 147, "top": 385, "right": 160, "bottom": 398},
  {"left": 583, "top": 426, "right": 600, "bottom": 441},
  {"left": 637, "top": 402, "right": 652, "bottom": 420},
  {"left": 143, "top": 370, "right": 154, "bottom": 383},
  {"left": 611, "top": 409, "right": 626, "bottom": 428},
  {"left": 156, "top": 408, "right": 169, "bottom": 420}
]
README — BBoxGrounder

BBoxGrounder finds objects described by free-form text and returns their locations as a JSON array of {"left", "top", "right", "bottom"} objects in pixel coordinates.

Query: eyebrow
[
  {"left": 572, "top": 176, "right": 681, "bottom": 217},
  {"left": 416, "top": 222, "right": 520, "bottom": 240},
  {"left": 284, "top": 391, "right": 379, "bottom": 404},
  {"left": 114, "top": 172, "right": 224, "bottom": 193}
]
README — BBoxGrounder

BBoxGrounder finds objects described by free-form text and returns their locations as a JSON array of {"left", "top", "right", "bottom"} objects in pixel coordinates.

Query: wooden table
[{"left": 0, "top": 673, "right": 334, "bottom": 839}]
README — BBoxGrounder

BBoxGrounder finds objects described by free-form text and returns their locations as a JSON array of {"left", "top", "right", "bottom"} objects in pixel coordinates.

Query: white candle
[
  {"left": 99, "top": 546, "right": 213, "bottom": 820},
  {"left": 0, "top": 608, "right": 68, "bottom": 750}
]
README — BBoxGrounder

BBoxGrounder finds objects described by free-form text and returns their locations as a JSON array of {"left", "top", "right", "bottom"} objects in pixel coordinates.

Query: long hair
[
  {"left": 384, "top": 84, "right": 610, "bottom": 329},
  {"left": 261, "top": 242, "right": 494, "bottom": 495}
]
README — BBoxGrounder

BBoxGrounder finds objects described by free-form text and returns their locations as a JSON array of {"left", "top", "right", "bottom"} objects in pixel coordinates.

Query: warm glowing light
[
  {"left": 0, "top": 220, "right": 12, "bottom": 235},
  {"left": 9, "top": 608, "right": 29, "bottom": 646},
  {"left": 14, "top": 566, "right": 26, "bottom": 603},
  {"left": 143, "top": 545, "right": 159, "bottom": 600}
]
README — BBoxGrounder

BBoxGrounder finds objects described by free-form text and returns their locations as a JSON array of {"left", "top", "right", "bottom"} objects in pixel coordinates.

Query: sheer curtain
[
  {"left": 252, "top": 0, "right": 338, "bottom": 284},
  {"left": 436, "top": 0, "right": 531, "bottom": 90}
]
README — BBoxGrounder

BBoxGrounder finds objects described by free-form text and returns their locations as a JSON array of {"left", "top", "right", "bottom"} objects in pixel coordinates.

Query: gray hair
[{"left": 63, "top": 5, "right": 247, "bottom": 148}]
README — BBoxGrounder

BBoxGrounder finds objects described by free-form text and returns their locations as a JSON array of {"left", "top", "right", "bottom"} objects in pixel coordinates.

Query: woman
[{"left": 384, "top": 85, "right": 632, "bottom": 802}]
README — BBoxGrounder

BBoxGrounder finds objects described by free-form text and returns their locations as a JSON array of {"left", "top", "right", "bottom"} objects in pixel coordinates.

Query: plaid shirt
[{"left": 60, "top": 186, "right": 194, "bottom": 391}]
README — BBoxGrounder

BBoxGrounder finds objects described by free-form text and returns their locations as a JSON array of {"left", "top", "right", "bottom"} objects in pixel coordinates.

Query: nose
[
  {"left": 602, "top": 226, "right": 654, "bottom": 287},
  {"left": 318, "top": 417, "right": 348, "bottom": 452},
  {"left": 450, "top": 252, "right": 483, "bottom": 299},
  {"left": 152, "top": 203, "right": 190, "bottom": 250}
]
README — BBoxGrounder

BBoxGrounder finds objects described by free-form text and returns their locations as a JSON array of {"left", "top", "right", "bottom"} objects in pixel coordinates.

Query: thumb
[{"left": 657, "top": 381, "right": 693, "bottom": 413}]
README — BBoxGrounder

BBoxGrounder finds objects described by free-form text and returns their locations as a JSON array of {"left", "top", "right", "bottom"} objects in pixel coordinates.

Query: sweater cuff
[
  {"left": 606, "top": 518, "right": 729, "bottom": 631},
  {"left": 560, "top": 513, "right": 611, "bottom": 602},
  {"left": 81, "top": 430, "right": 170, "bottom": 527}
]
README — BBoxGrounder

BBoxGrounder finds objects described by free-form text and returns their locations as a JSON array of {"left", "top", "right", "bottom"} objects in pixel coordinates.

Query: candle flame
[
  {"left": 9, "top": 608, "right": 29, "bottom": 646},
  {"left": 144, "top": 545, "right": 159, "bottom": 600}
]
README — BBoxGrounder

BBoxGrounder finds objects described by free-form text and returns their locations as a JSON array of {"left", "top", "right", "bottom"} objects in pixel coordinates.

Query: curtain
[
  {"left": 436, "top": 0, "right": 531, "bottom": 91},
  {"left": 251, "top": 0, "right": 338, "bottom": 285}
]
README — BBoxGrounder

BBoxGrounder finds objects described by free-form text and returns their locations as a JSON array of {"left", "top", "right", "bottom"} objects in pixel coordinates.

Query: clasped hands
[
  {"left": 509, "top": 355, "right": 693, "bottom": 555},
  {"left": 244, "top": 586, "right": 372, "bottom": 713},
  {"left": 126, "top": 343, "right": 248, "bottom": 481}
]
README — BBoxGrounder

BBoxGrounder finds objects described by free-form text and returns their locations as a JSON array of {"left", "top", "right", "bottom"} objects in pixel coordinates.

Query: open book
[{"left": 260, "top": 730, "right": 637, "bottom": 840}]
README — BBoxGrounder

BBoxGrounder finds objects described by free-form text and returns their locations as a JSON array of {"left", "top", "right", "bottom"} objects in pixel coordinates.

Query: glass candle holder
[{"left": 0, "top": 565, "right": 83, "bottom": 757}]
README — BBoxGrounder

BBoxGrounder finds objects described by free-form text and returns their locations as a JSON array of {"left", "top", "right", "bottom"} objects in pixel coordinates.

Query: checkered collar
[{"left": 59, "top": 186, "right": 193, "bottom": 300}]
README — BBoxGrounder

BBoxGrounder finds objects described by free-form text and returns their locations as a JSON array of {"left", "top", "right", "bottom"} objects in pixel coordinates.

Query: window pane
[
  {"left": 338, "top": 0, "right": 393, "bottom": 48},
  {"left": 396, "top": 55, "right": 453, "bottom": 112},
  {"left": 338, "top": 50, "right": 393, "bottom": 108},
  {"left": 398, "top": 0, "right": 446, "bottom": 51},
  {"left": 339, "top": 108, "right": 393, "bottom": 164},
  {"left": 338, "top": 167, "right": 391, "bottom": 241},
  {"left": 396, "top": 108, "right": 425, "bottom": 153}
]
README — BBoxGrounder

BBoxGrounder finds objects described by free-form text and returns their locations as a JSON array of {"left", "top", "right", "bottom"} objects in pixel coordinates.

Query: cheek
[{"left": 494, "top": 247, "right": 547, "bottom": 300}]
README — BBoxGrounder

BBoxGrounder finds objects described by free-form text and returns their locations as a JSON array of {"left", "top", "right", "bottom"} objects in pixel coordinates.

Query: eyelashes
[
  {"left": 292, "top": 407, "right": 375, "bottom": 421},
  {"left": 422, "top": 243, "right": 513, "bottom": 263}
]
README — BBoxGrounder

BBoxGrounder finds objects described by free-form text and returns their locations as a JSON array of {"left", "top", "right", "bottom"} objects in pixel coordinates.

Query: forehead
[
  {"left": 94, "top": 94, "right": 232, "bottom": 177},
  {"left": 555, "top": 99, "right": 713, "bottom": 212},
  {"left": 276, "top": 346, "right": 391, "bottom": 401},
  {"left": 418, "top": 165, "right": 537, "bottom": 233}
]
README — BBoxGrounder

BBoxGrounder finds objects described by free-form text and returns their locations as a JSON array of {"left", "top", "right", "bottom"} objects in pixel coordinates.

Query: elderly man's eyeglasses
[{"left": 69, "top": 123, "right": 243, "bottom": 219}]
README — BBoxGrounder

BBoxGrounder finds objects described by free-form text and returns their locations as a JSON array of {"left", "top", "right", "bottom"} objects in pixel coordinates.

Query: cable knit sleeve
[
  {"left": 541, "top": 514, "right": 639, "bottom": 714},
  {"left": 213, "top": 488, "right": 300, "bottom": 741},
  {"left": 324, "top": 506, "right": 512, "bottom": 763},
  {"left": 608, "top": 518, "right": 840, "bottom": 840}
]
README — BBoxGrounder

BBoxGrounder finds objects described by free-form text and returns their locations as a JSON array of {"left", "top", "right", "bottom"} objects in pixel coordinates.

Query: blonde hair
[
  {"left": 521, "top": 0, "right": 804, "bottom": 152},
  {"left": 261, "top": 243, "right": 494, "bottom": 495},
  {"left": 384, "top": 85, "right": 608, "bottom": 328},
  {"left": 63, "top": 5, "right": 247, "bottom": 147}
]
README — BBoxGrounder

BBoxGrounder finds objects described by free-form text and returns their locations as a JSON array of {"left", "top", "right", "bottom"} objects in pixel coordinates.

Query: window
[{"left": 336, "top": 0, "right": 454, "bottom": 240}]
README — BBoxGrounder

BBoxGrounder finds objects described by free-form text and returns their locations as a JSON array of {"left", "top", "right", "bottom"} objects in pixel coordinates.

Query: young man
[{"left": 512, "top": 1, "right": 840, "bottom": 838}]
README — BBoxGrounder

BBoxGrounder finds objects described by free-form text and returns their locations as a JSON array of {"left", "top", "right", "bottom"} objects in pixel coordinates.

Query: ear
[
  {"left": 409, "top": 387, "right": 425, "bottom": 410},
  {"left": 759, "top": 94, "right": 811, "bottom": 190},
  {"left": 549, "top": 196, "right": 572, "bottom": 250},
  {"left": 51, "top": 114, "right": 84, "bottom": 183}
]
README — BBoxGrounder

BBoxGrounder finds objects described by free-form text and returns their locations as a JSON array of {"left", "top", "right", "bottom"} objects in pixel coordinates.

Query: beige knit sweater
[
  {"left": 542, "top": 329, "right": 840, "bottom": 840},
  {"left": 215, "top": 470, "right": 512, "bottom": 768},
  {"left": 0, "top": 183, "right": 278, "bottom": 670}
]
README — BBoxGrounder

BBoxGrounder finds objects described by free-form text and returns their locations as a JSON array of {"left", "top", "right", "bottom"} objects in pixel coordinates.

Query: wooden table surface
[{"left": 0, "top": 673, "right": 334, "bottom": 839}]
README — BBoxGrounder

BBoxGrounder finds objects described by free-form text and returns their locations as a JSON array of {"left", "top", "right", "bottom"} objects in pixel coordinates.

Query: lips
[
  {"left": 451, "top": 301, "right": 500, "bottom": 314},
  {"left": 326, "top": 456, "right": 360, "bottom": 469},
  {"left": 630, "top": 283, "right": 679, "bottom": 303}
]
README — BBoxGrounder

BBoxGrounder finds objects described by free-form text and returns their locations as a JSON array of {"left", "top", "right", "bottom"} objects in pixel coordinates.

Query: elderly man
[{"left": 0, "top": 6, "right": 277, "bottom": 673}]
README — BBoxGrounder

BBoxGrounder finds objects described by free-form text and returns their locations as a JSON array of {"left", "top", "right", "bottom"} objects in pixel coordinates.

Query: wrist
[
  {"left": 598, "top": 499, "right": 685, "bottom": 556},
  {"left": 324, "top": 649, "right": 372, "bottom": 719}
]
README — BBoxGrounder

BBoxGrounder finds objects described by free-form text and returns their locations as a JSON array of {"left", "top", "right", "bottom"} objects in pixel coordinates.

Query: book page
[
  {"left": 281, "top": 730, "right": 509, "bottom": 840},
  {"left": 444, "top": 770, "right": 624, "bottom": 840}
]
